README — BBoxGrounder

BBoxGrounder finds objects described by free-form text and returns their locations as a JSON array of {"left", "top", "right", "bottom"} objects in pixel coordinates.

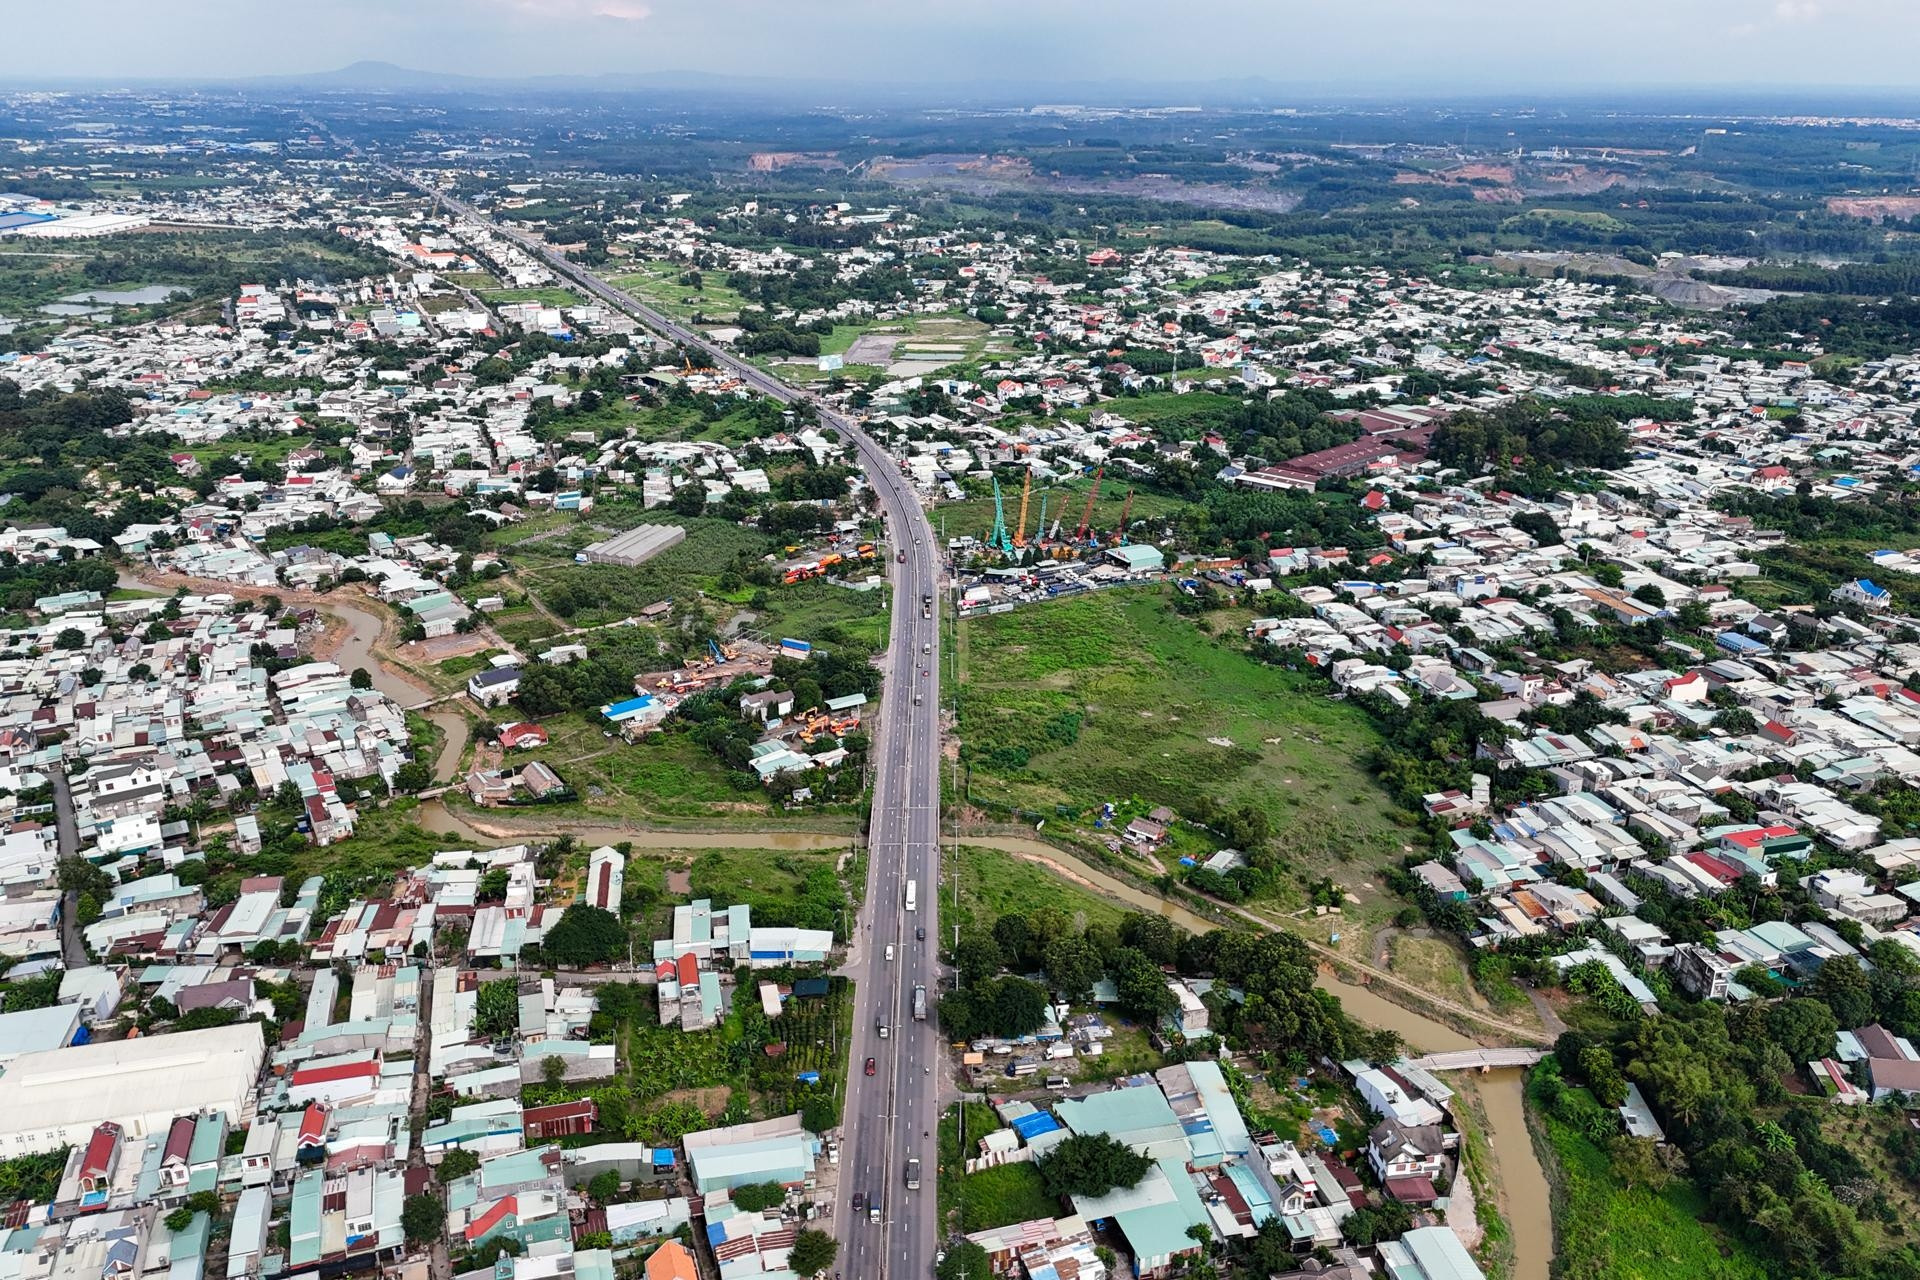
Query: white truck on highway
[
  {"left": 905, "top": 1158, "right": 922, "bottom": 1190},
  {"left": 905, "top": 879, "right": 917, "bottom": 912},
  {"left": 913, "top": 984, "right": 927, "bottom": 1021}
]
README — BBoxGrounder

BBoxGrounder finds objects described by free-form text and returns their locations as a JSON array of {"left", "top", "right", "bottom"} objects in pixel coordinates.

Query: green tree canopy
[
  {"left": 1038, "top": 1133, "right": 1152, "bottom": 1199},
  {"left": 436, "top": 1149, "right": 480, "bottom": 1184},
  {"left": 542, "top": 904, "right": 626, "bottom": 968},
  {"left": 402, "top": 1193, "right": 445, "bottom": 1245},
  {"left": 937, "top": 1242, "right": 993, "bottom": 1280},
  {"left": 788, "top": 1228, "right": 837, "bottom": 1278},
  {"left": 474, "top": 978, "right": 521, "bottom": 1041}
]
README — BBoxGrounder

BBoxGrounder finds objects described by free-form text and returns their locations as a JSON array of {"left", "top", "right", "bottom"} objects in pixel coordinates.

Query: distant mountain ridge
[
  {"left": 244, "top": 60, "right": 1305, "bottom": 106},
  {"left": 16, "top": 60, "right": 1920, "bottom": 113}
]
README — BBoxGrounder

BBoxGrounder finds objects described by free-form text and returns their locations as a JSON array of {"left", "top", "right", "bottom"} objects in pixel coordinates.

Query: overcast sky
[{"left": 5, "top": 0, "right": 1920, "bottom": 93}]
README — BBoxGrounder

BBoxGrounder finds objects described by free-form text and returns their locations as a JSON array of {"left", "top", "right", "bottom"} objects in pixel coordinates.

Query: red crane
[
  {"left": 1074, "top": 466, "right": 1104, "bottom": 542},
  {"left": 1113, "top": 487, "right": 1135, "bottom": 544}
]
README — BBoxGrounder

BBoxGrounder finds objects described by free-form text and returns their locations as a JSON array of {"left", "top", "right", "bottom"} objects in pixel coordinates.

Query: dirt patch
[
  {"left": 844, "top": 334, "right": 902, "bottom": 365},
  {"left": 665, "top": 868, "right": 693, "bottom": 895},
  {"left": 662, "top": 1085, "right": 731, "bottom": 1116},
  {"left": 418, "top": 632, "right": 492, "bottom": 662},
  {"left": 1828, "top": 195, "right": 1920, "bottom": 221}
]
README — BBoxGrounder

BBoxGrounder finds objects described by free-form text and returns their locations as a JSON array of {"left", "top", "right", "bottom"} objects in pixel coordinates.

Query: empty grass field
[
  {"left": 608, "top": 263, "right": 749, "bottom": 320},
  {"left": 480, "top": 286, "right": 583, "bottom": 307},
  {"left": 687, "top": 846, "right": 844, "bottom": 916},
  {"left": 957, "top": 588, "right": 1410, "bottom": 898},
  {"left": 1386, "top": 934, "right": 1479, "bottom": 1009},
  {"left": 956, "top": 1163, "right": 1058, "bottom": 1233},
  {"left": 949, "top": 843, "right": 1130, "bottom": 938}
]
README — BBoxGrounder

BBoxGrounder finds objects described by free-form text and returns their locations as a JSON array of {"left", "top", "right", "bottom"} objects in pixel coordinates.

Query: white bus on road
[{"left": 905, "top": 879, "right": 918, "bottom": 912}]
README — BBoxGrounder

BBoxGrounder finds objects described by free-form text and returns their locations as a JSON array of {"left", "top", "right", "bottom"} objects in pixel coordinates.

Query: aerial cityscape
[{"left": 10, "top": 6, "right": 1920, "bottom": 1280}]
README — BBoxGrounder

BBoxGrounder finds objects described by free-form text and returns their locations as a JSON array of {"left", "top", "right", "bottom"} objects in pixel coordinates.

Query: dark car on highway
[{"left": 865, "top": 1056, "right": 877, "bottom": 1076}]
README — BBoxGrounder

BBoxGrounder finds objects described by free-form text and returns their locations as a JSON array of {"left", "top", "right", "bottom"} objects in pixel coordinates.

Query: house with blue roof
[
  {"left": 1833, "top": 578, "right": 1893, "bottom": 611},
  {"left": 602, "top": 694, "right": 668, "bottom": 729}
]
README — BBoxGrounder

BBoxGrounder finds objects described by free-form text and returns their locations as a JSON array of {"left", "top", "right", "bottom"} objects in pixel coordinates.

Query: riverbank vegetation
[{"left": 1529, "top": 1066, "right": 1768, "bottom": 1280}]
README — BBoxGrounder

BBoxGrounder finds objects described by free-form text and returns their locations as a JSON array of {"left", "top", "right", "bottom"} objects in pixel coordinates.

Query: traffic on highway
[{"left": 407, "top": 179, "right": 949, "bottom": 1280}]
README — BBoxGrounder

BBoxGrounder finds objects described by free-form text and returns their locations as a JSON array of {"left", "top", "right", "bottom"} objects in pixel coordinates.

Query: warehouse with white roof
[{"left": 0, "top": 1021, "right": 266, "bottom": 1155}]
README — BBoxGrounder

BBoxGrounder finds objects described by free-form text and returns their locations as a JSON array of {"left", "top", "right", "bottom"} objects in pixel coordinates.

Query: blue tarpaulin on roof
[{"left": 1010, "top": 1112, "right": 1062, "bottom": 1141}]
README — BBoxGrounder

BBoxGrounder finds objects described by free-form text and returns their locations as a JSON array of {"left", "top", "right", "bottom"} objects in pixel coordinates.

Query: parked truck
[{"left": 913, "top": 984, "right": 927, "bottom": 1021}]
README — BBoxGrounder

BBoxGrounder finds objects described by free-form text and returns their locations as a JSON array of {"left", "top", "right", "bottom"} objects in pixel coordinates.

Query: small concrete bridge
[{"left": 1403, "top": 1048, "right": 1549, "bottom": 1072}]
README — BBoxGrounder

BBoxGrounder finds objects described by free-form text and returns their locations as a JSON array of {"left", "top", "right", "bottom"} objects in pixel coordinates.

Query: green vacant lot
[
  {"left": 957, "top": 1162, "right": 1058, "bottom": 1233},
  {"left": 444, "top": 714, "right": 820, "bottom": 828},
  {"left": 687, "top": 846, "right": 846, "bottom": 918},
  {"left": 480, "top": 286, "right": 582, "bottom": 308},
  {"left": 957, "top": 589, "right": 1406, "bottom": 882},
  {"left": 950, "top": 843, "right": 1128, "bottom": 938},
  {"left": 608, "top": 263, "right": 749, "bottom": 320},
  {"left": 1539, "top": 1102, "right": 1767, "bottom": 1280},
  {"left": 1060, "top": 389, "right": 1249, "bottom": 435}
]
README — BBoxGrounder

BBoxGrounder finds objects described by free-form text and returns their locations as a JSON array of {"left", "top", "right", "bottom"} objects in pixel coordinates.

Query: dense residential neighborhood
[{"left": 21, "top": 67, "right": 1920, "bottom": 1280}]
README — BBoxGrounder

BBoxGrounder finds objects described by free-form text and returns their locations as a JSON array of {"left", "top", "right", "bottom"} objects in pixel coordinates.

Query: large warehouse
[
  {"left": 581, "top": 523, "right": 686, "bottom": 568},
  {"left": 0, "top": 1022, "right": 266, "bottom": 1156}
]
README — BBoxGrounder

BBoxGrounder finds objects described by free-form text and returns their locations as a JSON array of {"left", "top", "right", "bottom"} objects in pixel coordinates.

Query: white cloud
[{"left": 499, "top": 0, "right": 651, "bottom": 21}]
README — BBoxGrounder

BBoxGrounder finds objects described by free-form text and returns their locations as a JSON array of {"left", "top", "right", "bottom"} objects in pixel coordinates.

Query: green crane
[{"left": 988, "top": 474, "right": 1014, "bottom": 554}]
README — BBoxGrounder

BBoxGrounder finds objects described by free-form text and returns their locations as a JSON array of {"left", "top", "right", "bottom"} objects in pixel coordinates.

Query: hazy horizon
[{"left": 7, "top": 0, "right": 1920, "bottom": 97}]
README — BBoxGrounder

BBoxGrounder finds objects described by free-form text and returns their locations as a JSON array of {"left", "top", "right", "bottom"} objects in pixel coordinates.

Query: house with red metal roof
[
  {"left": 523, "top": 1100, "right": 597, "bottom": 1142},
  {"left": 587, "top": 846, "right": 624, "bottom": 914},
  {"left": 77, "top": 1122, "right": 123, "bottom": 1197},
  {"left": 286, "top": 1053, "right": 384, "bottom": 1108}
]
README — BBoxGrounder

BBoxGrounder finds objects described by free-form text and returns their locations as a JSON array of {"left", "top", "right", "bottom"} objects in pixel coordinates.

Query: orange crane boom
[
  {"left": 1013, "top": 467, "right": 1032, "bottom": 547},
  {"left": 1075, "top": 465, "right": 1104, "bottom": 541},
  {"left": 1114, "top": 487, "right": 1135, "bottom": 544}
]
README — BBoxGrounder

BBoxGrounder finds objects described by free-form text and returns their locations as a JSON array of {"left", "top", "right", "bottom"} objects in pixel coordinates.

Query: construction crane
[
  {"left": 988, "top": 474, "right": 1014, "bottom": 554},
  {"left": 1114, "top": 488, "right": 1135, "bottom": 545},
  {"left": 1074, "top": 466, "right": 1104, "bottom": 542},
  {"left": 1013, "top": 467, "right": 1032, "bottom": 548},
  {"left": 1035, "top": 492, "right": 1051, "bottom": 547}
]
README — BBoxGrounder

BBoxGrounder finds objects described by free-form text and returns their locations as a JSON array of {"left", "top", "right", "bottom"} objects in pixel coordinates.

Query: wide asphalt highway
[{"left": 407, "top": 179, "right": 947, "bottom": 1280}]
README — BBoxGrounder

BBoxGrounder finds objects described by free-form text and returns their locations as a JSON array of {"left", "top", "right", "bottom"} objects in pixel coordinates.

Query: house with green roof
[
  {"left": 1067, "top": 1157, "right": 1212, "bottom": 1278},
  {"left": 682, "top": 1114, "right": 821, "bottom": 1195},
  {"left": 423, "top": 1098, "right": 525, "bottom": 1158},
  {"left": 1054, "top": 1083, "right": 1188, "bottom": 1161},
  {"left": 186, "top": 1113, "right": 228, "bottom": 1195},
  {"left": 1378, "top": 1224, "right": 1487, "bottom": 1280}
]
